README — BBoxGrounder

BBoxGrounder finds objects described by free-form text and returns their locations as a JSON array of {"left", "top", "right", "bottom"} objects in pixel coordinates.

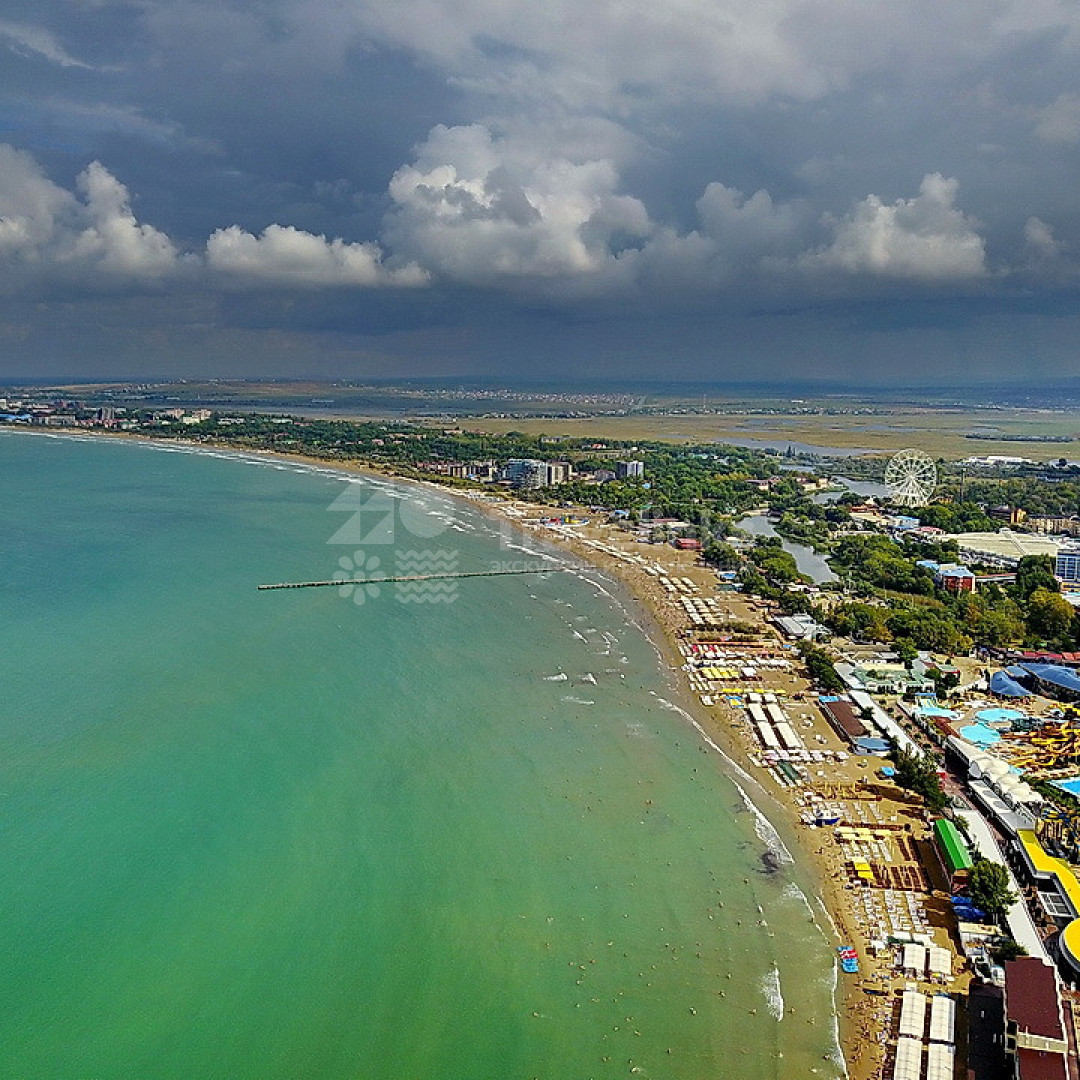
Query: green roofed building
[{"left": 933, "top": 818, "right": 974, "bottom": 891}]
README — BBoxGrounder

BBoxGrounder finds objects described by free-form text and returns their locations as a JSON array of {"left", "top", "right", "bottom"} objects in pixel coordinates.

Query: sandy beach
[
  {"left": 385, "top": 478, "right": 969, "bottom": 1080},
  {"left": 478, "top": 502, "right": 971, "bottom": 1080},
  {"left": 36, "top": 428, "right": 965, "bottom": 1079}
]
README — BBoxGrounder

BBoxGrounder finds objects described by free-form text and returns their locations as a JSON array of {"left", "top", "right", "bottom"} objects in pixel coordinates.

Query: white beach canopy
[
  {"left": 902, "top": 943, "right": 927, "bottom": 976},
  {"left": 898, "top": 989, "right": 927, "bottom": 1039},
  {"left": 927, "top": 946, "right": 952, "bottom": 979},
  {"left": 926, "top": 1041, "right": 955, "bottom": 1080},
  {"left": 1012, "top": 781, "right": 1043, "bottom": 805},
  {"left": 892, "top": 1036, "right": 923, "bottom": 1080},
  {"left": 928, "top": 994, "right": 956, "bottom": 1044},
  {"left": 997, "top": 774, "right": 1028, "bottom": 799}
]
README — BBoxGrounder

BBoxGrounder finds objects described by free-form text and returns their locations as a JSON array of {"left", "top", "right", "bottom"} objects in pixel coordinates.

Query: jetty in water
[{"left": 258, "top": 567, "right": 573, "bottom": 590}]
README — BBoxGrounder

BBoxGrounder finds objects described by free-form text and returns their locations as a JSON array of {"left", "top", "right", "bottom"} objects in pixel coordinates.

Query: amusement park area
[
  {"left": 687, "top": 448, "right": 1080, "bottom": 1080},
  {"left": 911, "top": 682, "right": 1080, "bottom": 953}
]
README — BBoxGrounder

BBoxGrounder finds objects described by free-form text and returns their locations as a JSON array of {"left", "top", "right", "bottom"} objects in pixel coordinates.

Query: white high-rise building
[
  {"left": 1056, "top": 542, "right": 1080, "bottom": 583},
  {"left": 505, "top": 459, "right": 547, "bottom": 489}
]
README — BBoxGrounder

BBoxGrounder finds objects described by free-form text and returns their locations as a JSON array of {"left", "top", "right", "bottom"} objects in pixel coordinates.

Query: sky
[{"left": 1, "top": 1, "right": 1079, "bottom": 386}]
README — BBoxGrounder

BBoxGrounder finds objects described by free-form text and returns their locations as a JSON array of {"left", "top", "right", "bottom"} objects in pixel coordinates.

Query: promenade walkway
[{"left": 954, "top": 805, "right": 1049, "bottom": 962}]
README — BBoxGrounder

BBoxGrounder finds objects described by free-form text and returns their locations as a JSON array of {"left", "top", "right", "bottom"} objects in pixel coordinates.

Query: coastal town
[
  {"left": 512, "top": 502, "right": 1080, "bottom": 1080},
  {"left": 8, "top": 3, "right": 1080, "bottom": 1077},
  {"left": 14, "top": 393, "right": 1080, "bottom": 1079}
]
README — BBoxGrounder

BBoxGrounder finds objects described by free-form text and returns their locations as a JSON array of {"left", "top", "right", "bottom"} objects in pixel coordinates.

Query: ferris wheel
[{"left": 884, "top": 449, "right": 937, "bottom": 507}]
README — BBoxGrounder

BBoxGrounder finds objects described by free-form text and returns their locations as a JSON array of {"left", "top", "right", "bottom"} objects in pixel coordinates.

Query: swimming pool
[
  {"left": 919, "top": 706, "right": 960, "bottom": 719},
  {"left": 1055, "top": 777, "right": 1080, "bottom": 797},
  {"left": 960, "top": 722, "right": 1002, "bottom": 747},
  {"left": 976, "top": 707, "right": 1026, "bottom": 724}
]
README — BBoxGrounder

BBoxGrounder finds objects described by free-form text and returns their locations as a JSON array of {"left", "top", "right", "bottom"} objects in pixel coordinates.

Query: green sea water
[{"left": 0, "top": 431, "right": 844, "bottom": 1080}]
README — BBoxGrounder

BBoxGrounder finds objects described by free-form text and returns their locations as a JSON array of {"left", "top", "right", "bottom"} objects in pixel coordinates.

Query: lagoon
[{"left": 737, "top": 512, "right": 838, "bottom": 586}]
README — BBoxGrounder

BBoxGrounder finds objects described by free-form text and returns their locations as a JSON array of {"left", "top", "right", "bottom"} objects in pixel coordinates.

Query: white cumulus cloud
[
  {"left": 0, "top": 147, "right": 182, "bottom": 279},
  {"left": 339, "top": 0, "right": 1080, "bottom": 125},
  {"left": 386, "top": 123, "right": 653, "bottom": 287},
  {"left": 696, "top": 183, "right": 802, "bottom": 253},
  {"left": 805, "top": 173, "right": 987, "bottom": 280},
  {"left": 70, "top": 161, "right": 182, "bottom": 276},
  {"left": 0, "top": 19, "right": 93, "bottom": 68},
  {"left": 1024, "top": 216, "right": 1059, "bottom": 259},
  {"left": 0, "top": 144, "right": 77, "bottom": 259},
  {"left": 205, "top": 224, "right": 427, "bottom": 287},
  {"left": 0, "top": 144, "right": 428, "bottom": 292}
]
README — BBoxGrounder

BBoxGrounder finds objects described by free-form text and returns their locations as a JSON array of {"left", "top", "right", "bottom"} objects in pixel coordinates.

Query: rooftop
[
  {"left": 989, "top": 671, "right": 1034, "bottom": 698},
  {"left": 1019, "top": 664, "right": 1080, "bottom": 695},
  {"left": 933, "top": 818, "right": 974, "bottom": 873},
  {"left": 1005, "top": 957, "right": 1063, "bottom": 1041},
  {"left": 1016, "top": 1048, "right": 1068, "bottom": 1080}
]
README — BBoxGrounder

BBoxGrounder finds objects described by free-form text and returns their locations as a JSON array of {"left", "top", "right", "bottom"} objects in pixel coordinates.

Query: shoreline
[{"left": 8, "top": 426, "right": 884, "bottom": 1077}]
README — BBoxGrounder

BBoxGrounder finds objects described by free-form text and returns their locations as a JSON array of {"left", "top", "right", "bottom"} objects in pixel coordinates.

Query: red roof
[
  {"left": 1006, "top": 958, "right": 1064, "bottom": 1040},
  {"left": 1016, "top": 1048, "right": 1068, "bottom": 1080},
  {"left": 818, "top": 698, "right": 867, "bottom": 740}
]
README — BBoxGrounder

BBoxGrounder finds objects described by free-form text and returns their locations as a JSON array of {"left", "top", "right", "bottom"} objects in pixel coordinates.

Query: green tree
[
  {"left": 893, "top": 638, "right": 919, "bottom": 667},
  {"left": 928, "top": 668, "right": 960, "bottom": 696},
  {"left": 797, "top": 641, "right": 845, "bottom": 693},
  {"left": 967, "top": 859, "right": 1018, "bottom": 917},
  {"left": 954, "top": 591, "right": 1025, "bottom": 648},
  {"left": 990, "top": 939, "right": 1028, "bottom": 963},
  {"left": 748, "top": 537, "right": 803, "bottom": 583},
  {"left": 914, "top": 502, "right": 996, "bottom": 533},
  {"left": 891, "top": 747, "right": 949, "bottom": 811},
  {"left": 703, "top": 541, "right": 741, "bottom": 570},
  {"left": 827, "top": 601, "right": 891, "bottom": 643},
  {"left": 1026, "top": 587, "right": 1075, "bottom": 642},
  {"left": 778, "top": 591, "right": 815, "bottom": 616},
  {"left": 1013, "top": 555, "right": 1059, "bottom": 602}
]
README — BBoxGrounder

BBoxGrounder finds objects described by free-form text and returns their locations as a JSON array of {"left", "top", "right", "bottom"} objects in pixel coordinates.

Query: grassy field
[
  {"left": 428, "top": 408, "right": 1080, "bottom": 461},
  {"left": 40, "top": 380, "right": 1080, "bottom": 461}
]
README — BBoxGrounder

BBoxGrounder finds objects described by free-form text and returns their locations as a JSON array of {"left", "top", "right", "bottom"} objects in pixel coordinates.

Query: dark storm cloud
[{"left": 1, "top": 0, "right": 1079, "bottom": 382}]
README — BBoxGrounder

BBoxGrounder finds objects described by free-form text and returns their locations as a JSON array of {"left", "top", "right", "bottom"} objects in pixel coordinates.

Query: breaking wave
[{"left": 760, "top": 965, "right": 784, "bottom": 1021}]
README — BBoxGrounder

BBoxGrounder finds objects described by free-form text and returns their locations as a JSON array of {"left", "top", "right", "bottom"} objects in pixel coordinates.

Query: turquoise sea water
[{"left": 0, "top": 431, "right": 842, "bottom": 1080}]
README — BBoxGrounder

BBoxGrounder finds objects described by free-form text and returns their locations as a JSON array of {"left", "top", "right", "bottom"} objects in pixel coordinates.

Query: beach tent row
[
  {"left": 680, "top": 644, "right": 790, "bottom": 666},
  {"left": 698, "top": 666, "right": 755, "bottom": 681},
  {"left": 900, "top": 989, "right": 956, "bottom": 1043},
  {"left": 893, "top": 1039, "right": 955, "bottom": 1080},
  {"left": 745, "top": 703, "right": 805, "bottom": 753},
  {"left": 660, "top": 576, "right": 699, "bottom": 595},
  {"left": 928, "top": 994, "right": 956, "bottom": 1042},
  {"left": 565, "top": 533, "right": 668, "bottom": 576},
  {"left": 901, "top": 944, "right": 952, "bottom": 980},
  {"left": 893, "top": 1038, "right": 921, "bottom": 1080},
  {"left": 679, "top": 595, "right": 730, "bottom": 627},
  {"left": 893, "top": 991, "right": 956, "bottom": 1080},
  {"left": 925, "top": 1043, "right": 955, "bottom": 1080}
]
